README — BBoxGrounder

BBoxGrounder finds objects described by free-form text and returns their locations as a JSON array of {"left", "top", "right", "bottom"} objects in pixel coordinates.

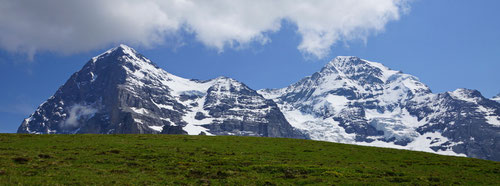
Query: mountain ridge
[{"left": 19, "top": 45, "right": 500, "bottom": 161}]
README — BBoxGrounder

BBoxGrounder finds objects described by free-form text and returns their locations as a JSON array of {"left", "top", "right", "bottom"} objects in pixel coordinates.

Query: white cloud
[
  {"left": 61, "top": 104, "right": 97, "bottom": 128},
  {"left": 0, "top": 0, "right": 409, "bottom": 59}
]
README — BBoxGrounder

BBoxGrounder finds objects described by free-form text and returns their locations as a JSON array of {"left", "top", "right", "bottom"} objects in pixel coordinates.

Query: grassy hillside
[{"left": 0, "top": 134, "right": 498, "bottom": 185}]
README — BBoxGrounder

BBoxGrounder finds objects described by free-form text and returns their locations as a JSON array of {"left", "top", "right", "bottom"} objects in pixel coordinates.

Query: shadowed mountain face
[
  {"left": 17, "top": 45, "right": 305, "bottom": 139},
  {"left": 19, "top": 46, "right": 499, "bottom": 161}
]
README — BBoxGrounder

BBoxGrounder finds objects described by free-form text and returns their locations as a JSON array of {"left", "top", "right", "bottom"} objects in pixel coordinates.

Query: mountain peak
[
  {"left": 323, "top": 56, "right": 361, "bottom": 69},
  {"left": 116, "top": 44, "right": 138, "bottom": 56},
  {"left": 208, "top": 76, "right": 246, "bottom": 89},
  {"left": 108, "top": 44, "right": 136, "bottom": 54},
  {"left": 321, "top": 56, "right": 399, "bottom": 83},
  {"left": 335, "top": 56, "right": 360, "bottom": 61},
  {"left": 213, "top": 76, "right": 232, "bottom": 80},
  {"left": 451, "top": 88, "right": 480, "bottom": 95},
  {"left": 118, "top": 43, "right": 133, "bottom": 49},
  {"left": 91, "top": 44, "right": 145, "bottom": 63},
  {"left": 79, "top": 44, "right": 163, "bottom": 90},
  {"left": 448, "top": 88, "right": 483, "bottom": 102}
]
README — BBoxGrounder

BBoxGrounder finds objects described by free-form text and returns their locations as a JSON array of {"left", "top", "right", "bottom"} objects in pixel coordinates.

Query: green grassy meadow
[{"left": 0, "top": 134, "right": 498, "bottom": 185}]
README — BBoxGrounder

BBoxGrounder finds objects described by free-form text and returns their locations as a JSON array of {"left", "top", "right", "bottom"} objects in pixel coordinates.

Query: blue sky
[{"left": 0, "top": 0, "right": 499, "bottom": 133}]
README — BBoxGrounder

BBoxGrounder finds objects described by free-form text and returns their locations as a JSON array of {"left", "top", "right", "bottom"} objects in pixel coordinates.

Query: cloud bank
[{"left": 0, "top": 0, "right": 409, "bottom": 59}]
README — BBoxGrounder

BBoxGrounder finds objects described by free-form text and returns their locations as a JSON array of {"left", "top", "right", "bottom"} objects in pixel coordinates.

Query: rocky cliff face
[
  {"left": 259, "top": 56, "right": 500, "bottom": 161},
  {"left": 18, "top": 45, "right": 305, "bottom": 139}
]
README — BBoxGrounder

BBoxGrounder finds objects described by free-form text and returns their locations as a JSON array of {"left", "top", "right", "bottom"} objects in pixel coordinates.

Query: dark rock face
[
  {"left": 199, "top": 77, "right": 304, "bottom": 138},
  {"left": 259, "top": 56, "right": 500, "bottom": 161},
  {"left": 18, "top": 45, "right": 184, "bottom": 134},
  {"left": 413, "top": 90, "right": 500, "bottom": 161},
  {"left": 161, "top": 125, "right": 187, "bottom": 135},
  {"left": 18, "top": 45, "right": 305, "bottom": 139}
]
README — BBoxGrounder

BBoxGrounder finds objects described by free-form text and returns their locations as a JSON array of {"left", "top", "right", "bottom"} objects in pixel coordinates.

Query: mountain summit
[{"left": 19, "top": 46, "right": 500, "bottom": 161}]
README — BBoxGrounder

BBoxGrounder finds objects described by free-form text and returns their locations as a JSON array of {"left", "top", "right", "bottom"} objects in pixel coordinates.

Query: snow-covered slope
[
  {"left": 18, "top": 45, "right": 304, "bottom": 138},
  {"left": 259, "top": 56, "right": 500, "bottom": 161}
]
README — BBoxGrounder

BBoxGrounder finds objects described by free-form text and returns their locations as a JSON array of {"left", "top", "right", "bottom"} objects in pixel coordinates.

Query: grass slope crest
[{"left": 0, "top": 134, "right": 498, "bottom": 185}]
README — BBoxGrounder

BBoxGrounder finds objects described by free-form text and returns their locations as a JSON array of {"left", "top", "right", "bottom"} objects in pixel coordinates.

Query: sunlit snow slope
[{"left": 259, "top": 56, "right": 500, "bottom": 161}]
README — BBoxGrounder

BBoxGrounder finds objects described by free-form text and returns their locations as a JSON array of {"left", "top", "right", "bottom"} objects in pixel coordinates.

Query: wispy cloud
[
  {"left": 61, "top": 104, "right": 97, "bottom": 128},
  {"left": 0, "top": 0, "right": 409, "bottom": 59}
]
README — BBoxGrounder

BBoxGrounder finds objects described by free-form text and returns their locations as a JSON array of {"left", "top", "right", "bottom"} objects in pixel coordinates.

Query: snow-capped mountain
[
  {"left": 18, "top": 46, "right": 499, "bottom": 161},
  {"left": 18, "top": 45, "right": 304, "bottom": 139},
  {"left": 259, "top": 56, "right": 500, "bottom": 161}
]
